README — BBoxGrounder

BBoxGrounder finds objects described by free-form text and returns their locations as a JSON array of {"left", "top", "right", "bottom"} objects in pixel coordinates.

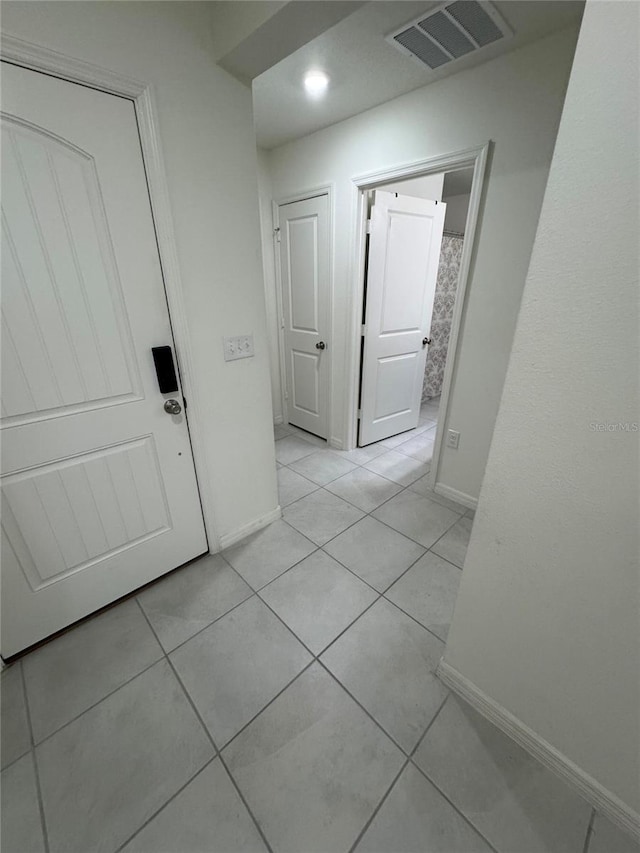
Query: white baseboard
[
  {"left": 433, "top": 483, "right": 477, "bottom": 510},
  {"left": 218, "top": 506, "right": 282, "bottom": 550},
  {"left": 273, "top": 415, "right": 284, "bottom": 425},
  {"left": 437, "top": 660, "right": 640, "bottom": 842},
  {"left": 329, "top": 436, "right": 344, "bottom": 450}
]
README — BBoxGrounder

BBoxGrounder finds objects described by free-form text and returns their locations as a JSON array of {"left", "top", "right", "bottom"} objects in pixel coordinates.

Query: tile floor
[{"left": 1, "top": 399, "right": 637, "bottom": 853}]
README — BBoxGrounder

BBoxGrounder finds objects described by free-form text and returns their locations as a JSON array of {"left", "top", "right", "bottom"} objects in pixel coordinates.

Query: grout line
[
  {"left": 217, "top": 659, "right": 316, "bottom": 754},
  {"left": 582, "top": 808, "right": 596, "bottom": 853},
  {"left": 0, "top": 747, "right": 32, "bottom": 774},
  {"left": 408, "top": 693, "right": 449, "bottom": 758},
  {"left": 26, "top": 658, "right": 164, "bottom": 750},
  {"left": 347, "top": 757, "right": 410, "bottom": 853},
  {"left": 346, "top": 693, "right": 449, "bottom": 853},
  {"left": 134, "top": 599, "right": 276, "bottom": 853},
  {"left": 315, "top": 659, "right": 410, "bottom": 758},
  {"left": 380, "top": 595, "right": 449, "bottom": 647},
  {"left": 19, "top": 662, "right": 50, "bottom": 853},
  {"left": 217, "top": 752, "right": 276, "bottom": 853},
  {"left": 409, "top": 758, "right": 502, "bottom": 853},
  {"left": 113, "top": 756, "right": 218, "bottom": 853}
]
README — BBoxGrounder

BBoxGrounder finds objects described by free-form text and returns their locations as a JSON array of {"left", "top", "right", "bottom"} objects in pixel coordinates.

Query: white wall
[
  {"left": 261, "top": 26, "right": 579, "bottom": 500},
  {"left": 442, "top": 192, "right": 470, "bottom": 234},
  {"left": 3, "top": 1, "right": 278, "bottom": 546},
  {"left": 378, "top": 173, "right": 444, "bottom": 201},
  {"left": 444, "top": 0, "right": 639, "bottom": 826}
]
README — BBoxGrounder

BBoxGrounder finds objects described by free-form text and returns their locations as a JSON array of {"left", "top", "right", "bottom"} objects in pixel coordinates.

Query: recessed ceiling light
[{"left": 304, "top": 70, "right": 329, "bottom": 98}]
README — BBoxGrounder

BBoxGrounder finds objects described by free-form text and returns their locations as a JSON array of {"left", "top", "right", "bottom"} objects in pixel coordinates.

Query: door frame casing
[
  {"left": 348, "top": 143, "right": 490, "bottom": 496},
  {"left": 1, "top": 33, "right": 218, "bottom": 550},
  {"left": 272, "top": 184, "right": 334, "bottom": 441}
]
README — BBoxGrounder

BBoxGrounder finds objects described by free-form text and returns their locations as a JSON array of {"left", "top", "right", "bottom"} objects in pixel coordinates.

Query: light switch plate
[
  {"left": 447, "top": 429, "right": 460, "bottom": 449},
  {"left": 224, "top": 335, "right": 254, "bottom": 362}
]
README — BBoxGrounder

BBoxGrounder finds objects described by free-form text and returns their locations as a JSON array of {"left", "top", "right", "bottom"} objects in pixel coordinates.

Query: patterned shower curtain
[{"left": 422, "top": 234, "right": 464, "bottom": 402}]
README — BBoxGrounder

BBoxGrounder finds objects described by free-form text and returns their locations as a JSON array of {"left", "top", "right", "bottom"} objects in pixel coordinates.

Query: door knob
[
  {"left": 163, "top": 399, "right": 182, "bottom": 415},
  {"left": 422, "top": 337, "right": 432, "bottom": 346},
  {"left": 315, "top": 341, "right": 326, "bottom": 350}
]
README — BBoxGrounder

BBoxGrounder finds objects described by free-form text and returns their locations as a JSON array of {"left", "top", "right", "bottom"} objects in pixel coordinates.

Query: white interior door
[
  {"left": 278, "top": 194, "right": 329, "bottom": 439},
  {"left": 1, "top": 63, "right": 207, "bottom": 657},
  {"left": 359, "top": 190, "right": 445, "bottom": 446}
]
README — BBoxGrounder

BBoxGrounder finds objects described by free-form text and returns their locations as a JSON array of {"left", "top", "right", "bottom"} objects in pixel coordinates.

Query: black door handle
[
  {"left": 315, "top": 341, "right": 326, "bottom": 350},
  {"left": 152, "top": 346, "right": 179, "bottom": 393}
]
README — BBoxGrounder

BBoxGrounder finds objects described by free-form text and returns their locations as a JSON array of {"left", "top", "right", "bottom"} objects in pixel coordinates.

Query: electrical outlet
[
  {"left": 223, "top": 335, "right": 254, "bottom": 362},
  {"left": 447, "top": 429, "right": 460, "bottom": 449}
]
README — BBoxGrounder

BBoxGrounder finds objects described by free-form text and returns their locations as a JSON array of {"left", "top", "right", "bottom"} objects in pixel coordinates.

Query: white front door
[
  {"left": 1, "top": 63, "right": 207, "bottom": 657},
  {"left": 277, "top": 194, "right": 330, "bottom": 439},
  {"left": 359, "top": 191, "right": 445, "bottom": 446}
]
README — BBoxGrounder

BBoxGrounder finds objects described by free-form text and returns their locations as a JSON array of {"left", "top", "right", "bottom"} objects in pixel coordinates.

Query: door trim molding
[
  {"left": 272, "top": 184, "right": 334, "bottom": 443},
  {"left": 348, "top": 143, "right": 490, "bottom": 492},
  {"left": 1, "top": 33, "right": 219, "bottom": 551},
  {"left": 438, "top": 659, "right": 640, "bottom": 841}
]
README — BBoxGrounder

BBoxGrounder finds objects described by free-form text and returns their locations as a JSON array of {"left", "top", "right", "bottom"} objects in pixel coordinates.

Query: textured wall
[{"left": 444, "top": 0, "right": 640, "bottom": 819}]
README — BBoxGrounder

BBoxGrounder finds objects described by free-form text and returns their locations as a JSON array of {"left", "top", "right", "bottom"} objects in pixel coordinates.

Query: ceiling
[{"left": 252, "top": 0, "right": 584, "bottom": 149}]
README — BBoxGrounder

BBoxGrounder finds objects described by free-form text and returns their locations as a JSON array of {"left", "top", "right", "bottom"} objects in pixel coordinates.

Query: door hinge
[
  {"left": 357, "top": 408, "right": 362, "bottom": 419},
  {"left": 280, "top": 317, "right": 285, "bottom": 329},
  {"left": 366, "top": 220, "right": 372, "bottom": 235},
  {"left": 360, "top": 324, "right": 366, "bottom": 337},
  {"left": 274, "top": 226, "right": 281, "bottom": 243},
  {"left": 284, "top": 390, "right": 289, "bottom": 400}
]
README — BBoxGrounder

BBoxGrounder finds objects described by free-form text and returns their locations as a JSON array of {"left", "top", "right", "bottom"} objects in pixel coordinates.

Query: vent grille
[{"left": 389, "top": 1, "right": 512, "bottom": 71}]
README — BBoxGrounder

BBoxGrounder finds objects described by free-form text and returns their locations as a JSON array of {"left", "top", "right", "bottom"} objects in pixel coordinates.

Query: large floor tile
[
  {"left": 223, "top": 519, "right": 316, "bottom": 590},
  {"left": 321, "top": 599, "right": 446, "bottom": 752},
  {"left": 274, "top": 435, "right": 318, "bottom": 465},
  {"left": 364, "top": 450, "right": 430, "bottom": 486},
  {"left": 355, "top": 763, "right": 491, "bottom": 853},
  {"left": 385, "top": 552, "right": 461, "bottom": 641},
  {"left": 282, "top": 489, "right": 364, "bottom": 546},
  {"left": 223, "top": 663, "right": 404, "bottom": 853},
  {"left": 24, "top": 599, "right": 163, "bottom": 743},
  {"left": 325, "top": 467, "right": 402, "bottom": 512},
  {"left": 260, "top": 550, "right": 377, "bottom": 654},
  {"left": 1, "top": 663, "right": 30, "bottom": 769},
  {"left": 414, "top": 695, "right": 591, "bottom": 853},
  {"left": 170, "top": 597, "right": 311, "bottom": 746},
  {"left": 138, "top": 554, "right": 252, "bottom": 652},
  {"left": 122, "top": 758, "right": 267, "bottom": 853},
  {"left": 431, "top": 515, "right": 473, "bottom": 568},
  {"left": 288, "top": 450, "right": 358, "bottom": 485},
  {"left": 276, "top": 466, "right": 318, "bottom": 507},
  {"left": 323, "top": 517, "right": 424, "bottom": 593},
  {"left": 589, "top": 814, "right": 640, "bottom": 853},
  {"left": 36, "top": 660, "right": 213, "bottom": 853},
  {"left": 372, "top": 491, "right": 461, "bottom": 548},
  {"left": 395, "top": 431, "right": 435, "bottom": 463},
  {"left": 1, "top": 754, "right": 45, "bottom": 853}
]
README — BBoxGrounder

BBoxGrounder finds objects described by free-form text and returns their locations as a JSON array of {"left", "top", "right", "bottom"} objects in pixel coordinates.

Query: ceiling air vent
[{"left": 388, "top": 1, "right": 513, "bottom": 71}]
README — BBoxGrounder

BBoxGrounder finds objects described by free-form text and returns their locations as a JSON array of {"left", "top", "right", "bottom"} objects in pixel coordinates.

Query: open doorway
[{"left": 348, "top": 146, "right": 486, "bottom": 507}]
